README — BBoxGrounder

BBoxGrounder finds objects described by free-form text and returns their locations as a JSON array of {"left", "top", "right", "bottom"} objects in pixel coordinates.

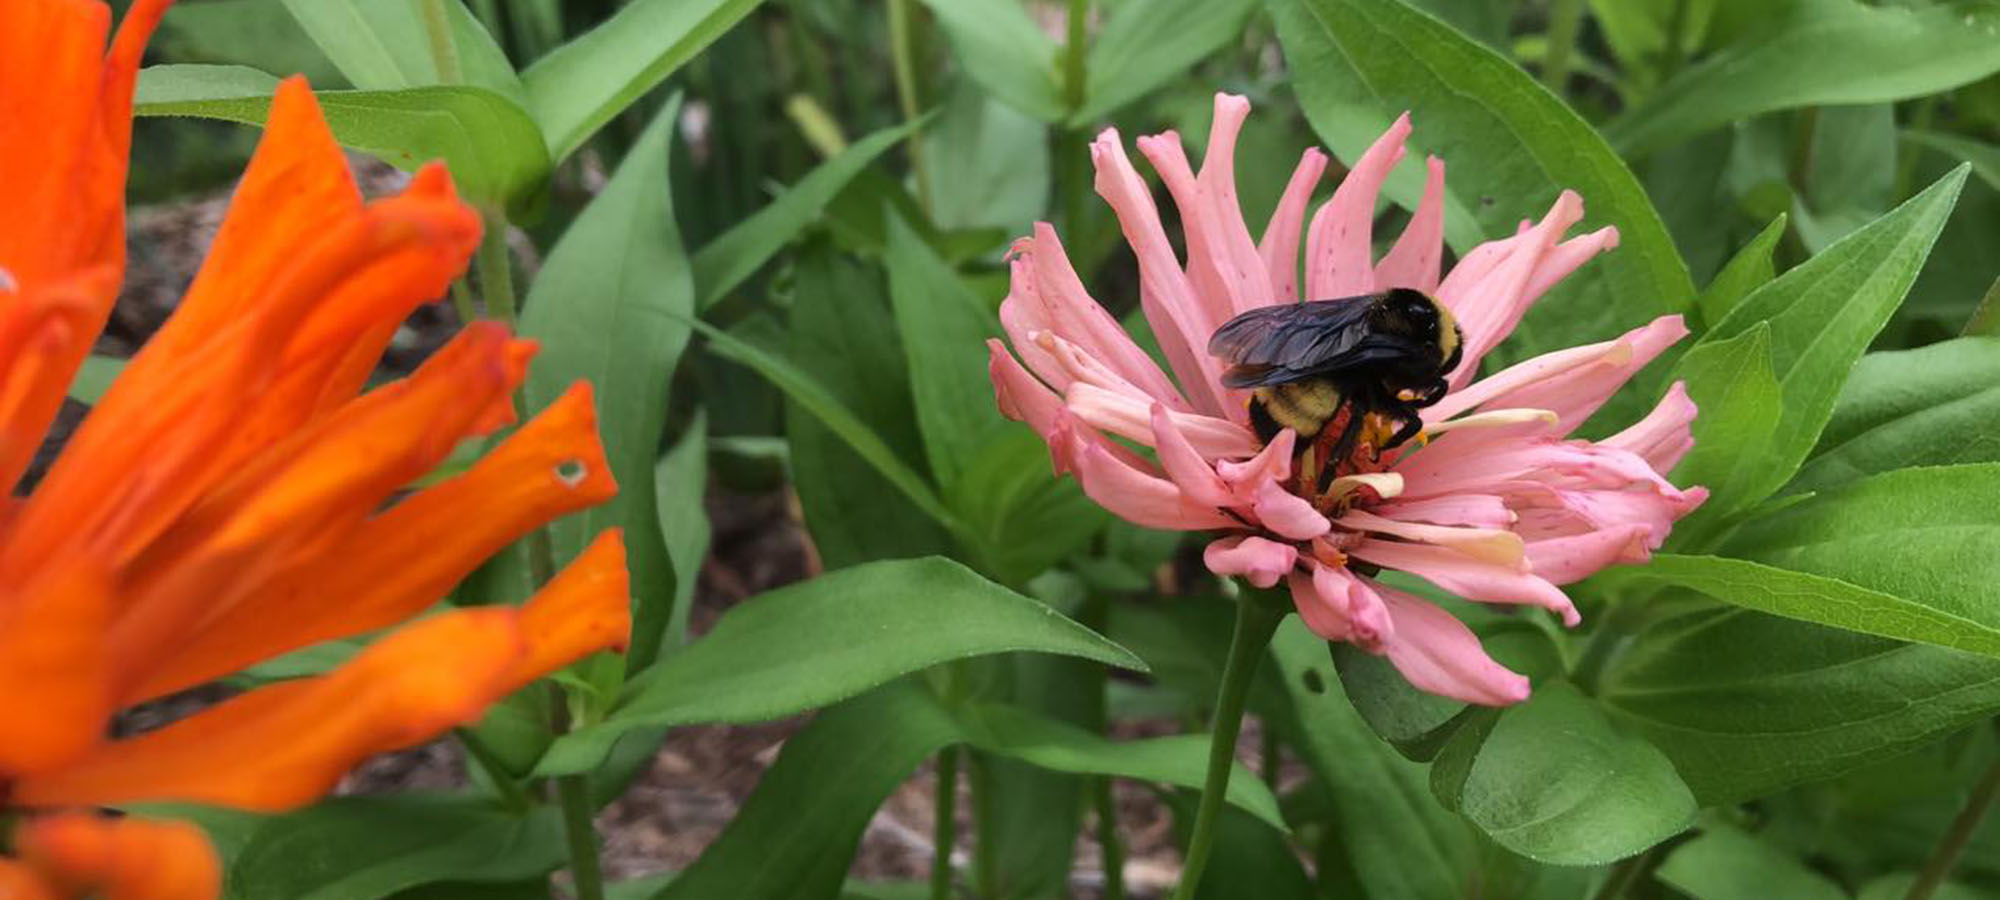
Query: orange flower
[{"left": 0, "top": 0, "right": 633, "bottom": 895}]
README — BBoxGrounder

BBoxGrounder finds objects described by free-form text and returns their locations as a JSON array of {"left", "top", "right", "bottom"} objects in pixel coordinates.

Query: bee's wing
[{"left": 1208, "top": 298, "right": 1375, "bottom": 387}]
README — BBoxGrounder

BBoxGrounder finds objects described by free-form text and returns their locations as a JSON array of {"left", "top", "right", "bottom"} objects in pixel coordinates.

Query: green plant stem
[
  {"left": 1788, "top": 106, "right": 1821, "bottom": 200},
  {"left": 1062, "top": 0, "right": 1089, "bottom": 112},
  {"left": 1541, "top": 0, "right": 1586, "bottom": 95},
  {"left": 1658, "top": 0, "right": 1691, "bottom": 81},
  {"left": 418, "top": 0, "right": 464, "bottom": 84},
  {"left": 968, "top": 751, "right": 998, "bottom": 898},
  {"left": 1905, "top": 749, "right": 2000, "bottom": 900},
  {"left": 886, "top": 0, "right": 933, "bottom": 214},
  {"left": 556, "top": 773, "right": 606, "bottom": 900},
  {"left": 448, "top": 280, "right": 479, "bottom": 325},
  {"left": 1095, "top": 776, "right": 1126, "bottom": 900},
  {"left": 1172, "top": 596, "right": 1284, "bottom": 900},
  {"left": 476, "top": 213, "right": 518, "bottom": 325},
  {"left": 932, "top": 746, "right": 959, "bottom": 900}
]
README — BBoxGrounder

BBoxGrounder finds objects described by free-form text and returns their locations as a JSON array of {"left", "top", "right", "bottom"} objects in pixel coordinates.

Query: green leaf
[
  {"left": 1431, "top": 682, "right": 1695, "bottom": 865},
  {"left": 281, "top": 0, "right": 522, "bottom": 100},
  {"left": 692, "top": 121, "right": 918, "bottom": 310},
  {"left": 1794, "top": 337, "right": 2000, "bottom": 493},
  {"left": 155, "top": 0, "right": 346, "bottom": 87},
  {"left": 1330, "top": 642, "right": 1468, "bottom": 761},
  {"left": 1655, "top": 825, "right": 1845, "bottom": 900},
  {"left": 1695, "top": 214, "right": 1786, "bottom": 329},
  {"left": 693, "top": 316, "right": 960, "bottom": 532},
  {"left": 656, "top": 414, "right": 711, "bottom": 654},
  {"left": 1600, "top": 603, "right": 2000, "bottom": 804},
  {"left": 522, "top": 0, "right": 761, "bottom": 160},
  {"left": 1609, "top": 554, "right": 2000, "bottom": 659},
  {"left": 1667, "top": 322, "right": 1780, "bottom": 527},
  {"left": 521, "top": 97, "right": 690, "bottom": 671},
  {"left": 533, "top": 557, "right": 1144, "bottom": 775},
  {"left": 918, "top": 0, "right": 1063, "bottom": 121},
  {"left": 925, "top": 83, "right": 1050, "bottom": 233},
  {"left": 1857, "top": 874, "right": 2000, "bottom": 900},
  {"left": 1269, "top": 621, "right": 1475, "bottom": 900},
  {"left": 1793, "top": 105, "right": 1898, "bottom": 254},
  {"left": 1606, "top": 0, "right": 2000, "bottom": 155},
  {"left": 134, "top": 65, "right": 551, "bottom": 212},
  {"left": 1701, "top": 167, "right": 1967, "bottom": 503},
  {"left": 655, "top": 683, "right": 966, "bottom": 900},
  {"left": 225, "top": 795, "right": 564, "bottom": 900},
  {"left": 1268, "top": 0, "right": 1695, "bottom": 370},
  {"left": 1074, "top": 0, "right": 1258, "bottom": 124},
  {"left": 883, "top": 215, "right": 1005, "bottom": 493},
  {"left": 1908, "top": 129, "right": 2000, "bottom": 194}
]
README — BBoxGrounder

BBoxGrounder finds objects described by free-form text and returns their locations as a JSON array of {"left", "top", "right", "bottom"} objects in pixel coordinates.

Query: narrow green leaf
[
  {"left": 692, "top": 317, "right": 959, "bottom": 531},
  {"left": 1795, "top": 337, "right": 2000, "bottom": 493},
  {"left": 1268, "top": 0, "right": 1695, "bottom": 369},
  {"left": 693, "top": 121, "right": 916, "bottom": 310},
  {"left": 521, "top": 97, "right": 690, "bottom": 671},
  {"left": 925, "top": 84, "right": 1049, "bottom": 233},
  {"left": 155, "top": 0, "right": 346, "bottom": 87},
  {"left": 1668, "top": 322, "right": 1780, "bottom": 524},
  {"left": 1704, "top": 167, "right": 1967, "bottom": 503},
  {"left": 281, "top": 0, "right": 522, "bottom": 100},
  {"left": 655, "top": 414, "right": 711, "bottom": 654},
  {"left": 1656, "top": 825, "right": 1846, "bottom": 900},
  {"left": 134, "top": 65, "right": 551, "bottom": 211},
  {"left": 884, "top": 215, "right": 1004, "bottom": 492},
  {"left": 534, "top": 557, "right": 1144, "bottom": 775},
  {"left": 225, "top": 795, "right": 563, "bottom": 900},
  {"left": 1695, "top": 214, "right": 1786, "bottom": 329},
  {"left": 1433, "top": 682, "right": 1695, "bottom": 865},
  {"left": 1908, "top": 129, "right": 2000, "bottom": 194},
  {"left": 521, "top": 0, "right": 761, "bottom": 159},
  {"left": 1074, "top": 0, "right": 1258, "bottom": 124},
  {"left": 917, "top": 0, "right": 1063, "bottom": 121},
  {"left": 1609, "top": 554, "right": 2000, "bottom": 659},
  {"left": 1605, "top": 0, "right": 2000, "bottom": 155}
]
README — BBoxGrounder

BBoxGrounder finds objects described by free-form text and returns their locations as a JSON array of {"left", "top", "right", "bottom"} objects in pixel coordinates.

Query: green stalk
[
  {"left": 476, "top": 214, "right": 518, "bottom": 325},
  {"left": 1172, "top": 596, "right": 1284, "bottom": 900},
  {"left": 418, "top": 0, "right": 464, "bottom": 85},
  {"left": 1895, "top": 95, "right": 1941, "bottom": 202},
  {"left": 1541, "top": 0, "right": 1586, "bottom": 95},
  {"left": 886, "top": 0, "right": 933, "bottom": 213},
  {"left": 448, "top": 280, "right": 478, "bottom": 326},
  {"left": 1062, "top": 0, "right": 1089, "bottom": 113},
  {"left": 932, "top": 746, "right": 959, "bottom": 900},
  {"left": 1905, "top": 749, "right": 2000, "bottom": 900},
  {"left": 556, "top": 774, "right": 606, "bottom": 900},
  {"left": 1096, "top": 776, "right": 1126, "bottom": 900},
  {"left": 1055, "top": 0, "right": 1094, "bottom": 239}
]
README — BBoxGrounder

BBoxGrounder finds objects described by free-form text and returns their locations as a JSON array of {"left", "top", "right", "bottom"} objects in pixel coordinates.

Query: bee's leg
[
  {"left": 1317, "top": 403, "right": 1371, "bottom": 492},
  {"left": 1386, "top": 412, "right": 1424, "bottom": 450}
]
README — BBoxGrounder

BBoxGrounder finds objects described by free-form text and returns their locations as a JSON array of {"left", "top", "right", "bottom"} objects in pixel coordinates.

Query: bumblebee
[{"left": 1207, "top": 288, "right": 1463, "bottom": 490}]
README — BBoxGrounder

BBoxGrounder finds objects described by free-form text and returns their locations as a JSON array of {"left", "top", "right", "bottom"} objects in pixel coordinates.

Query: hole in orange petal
[
  {"left": 554, "top": 460, "right": 588, "bottom": 487},
  {"left": 0, "top": 265, "right": 16, "bottom": 292}
]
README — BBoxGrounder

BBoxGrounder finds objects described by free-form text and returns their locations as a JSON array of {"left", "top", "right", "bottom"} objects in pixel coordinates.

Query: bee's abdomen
[{"left": 1251, "top": 380, "right": 1342, "bottom": 442}]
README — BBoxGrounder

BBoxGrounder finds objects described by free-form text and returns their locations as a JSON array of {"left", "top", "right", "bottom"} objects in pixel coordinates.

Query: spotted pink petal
[
  {"left": 1375, "top": 156, "right": 1447, "bottom": 293},
  {"left": 1604, "top": 381, "right": 1698, "bottom": 473},
  {"left": 1305, "top": 114, "right": 1410, "bottom": 300},
  {"left": 1259, "top": 149, "right": 1328, "bottom": 304},
  {"left": 1349, "top": 538, "right": 1579, "bottom": 626}
]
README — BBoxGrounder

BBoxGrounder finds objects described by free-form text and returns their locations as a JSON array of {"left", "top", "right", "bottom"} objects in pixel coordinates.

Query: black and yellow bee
[{"left": 1207, "top": 288, "right": 1463, "bottom": 488}]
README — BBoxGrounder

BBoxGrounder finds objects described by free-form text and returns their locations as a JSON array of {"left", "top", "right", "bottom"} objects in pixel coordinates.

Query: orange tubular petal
[
  {"left": 127, "top": 381, "right": 617, "bottom": 701},
  {"left": 0, "top": 267, "right": 118, "bottom": 492},
  {"left": 15, "top": 609, "right": 525, "bottom": 812},
  {"left": 0, "top": 562, "right": 112, "bottom": 777},
  {"left": 502, "top": 529, "right": 633, "bottom": 694},
  {"left": 109, "top": 325, "right": 534, "bottom": 696},
  {"left": 0, "top": 860, "right": 61, "bottom": 900},
  {"left": 15, "top": 813, "right": 219, "bottom": 900},
  {"left": 0, "top": 0, "right": 110, "bottom": 281}
]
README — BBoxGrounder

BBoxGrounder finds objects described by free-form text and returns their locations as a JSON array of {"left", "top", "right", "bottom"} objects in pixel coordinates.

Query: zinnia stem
[
  {"left": 1905, "top": 746, "right": 2000, "bottom": 900},
  {"left": 1095, "top": 776, "right": 1126, "bottom": 900},
  {"left": 1540, "top": 0, "right": 1585, "bottom": 95},
  {"left": 1172, "top": 593, "right": 1284, "bottom": 900},
  {"left": 555, "top": 773, "right": 606, "bottom": 900},
  {"left": 885, "top": 0, "right": 933, "bottom": 213},
  {"left": 477, "top": 213, "right": 518, "bottom": 325},
  {"left": 931, "top": 745, "right": 958, "bottom": 900}
]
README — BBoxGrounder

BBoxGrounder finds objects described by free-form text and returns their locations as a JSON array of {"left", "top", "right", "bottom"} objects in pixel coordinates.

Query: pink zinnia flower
[{"left": 987, "top": 94, "right": 1707, "bottom": 706}]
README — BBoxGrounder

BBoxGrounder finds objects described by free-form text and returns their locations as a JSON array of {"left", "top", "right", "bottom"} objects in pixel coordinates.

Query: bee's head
[{"left": 1374, "top": 288, "right": 1461, "bottom": 368}]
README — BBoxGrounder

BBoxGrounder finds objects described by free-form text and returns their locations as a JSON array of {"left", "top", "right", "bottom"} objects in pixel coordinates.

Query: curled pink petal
[
  {"left": 1374, "top": 582, "right": 1532, "bottom": 706},
  {"left": 1205, "top": 535, "right": 1297, "bottom": 589},
  {"left": 1440, "top": 190, "right": 1600, "bottom": 388},
  {"left": 988, "top": 340, "right": 1063, "bottom": 440},
  {"left": 1525, "top": 524, "right": 1652, "bottom": 584},
  {"left": 1289, "top": 561, "right": 1391, "bottom": 647},
  {"left": 1305, "top": 114, "right": 1410, "bottom": 300},
  {"left": 1067, "top": 434, "right": 1237, "bottom": 531},
  {"left": 1250, "top": 478, "right": 1330, "bottom": 540},
  {"left": 1604, "top": 381, "right": 1698, "bottom": 473},
  {"left": 1338, "top": 508, "right": 1522, "bottom": 564},
  {"left": 1349, "top": 538, "right": 1578, "bottom": 626},
  {"left": 1259, "top": 148, "right": 1328, "bottom": 304},
  {"left": 1375, "top": 155, "right": 1448, "bottom": 293},
  {"left": 1015, "top": 225, "right": 1190, "bottom": 409},
  {"left": 1067, "top": 383, "right": 1259, "bottom": 459},
  {"left": 1150, "top": 403, "right": 1233, "bottom": 507},
  {"left": 1216, "top": 428, "right": 1296, "bottom": 494},
  {"left": 1374, "top": 493, "right": 1516, "bottom": 529}
]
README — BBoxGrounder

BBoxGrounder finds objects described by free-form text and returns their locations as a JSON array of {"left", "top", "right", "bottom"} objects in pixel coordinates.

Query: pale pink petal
[
  {"left": 998, "top": 297, "right": 1072, "bottom": 393},
  {"left": 1067, "top": 382, "right": 1259, "bottom": 459},
  {"left": 1469, "top": 316, "right": 1688, "bottom": 438},
  {"left": 1190, "top": 93, "right": 1276, "bottom": 316},
  {"left": 1258, "top": 148, "right": 1328, "bottom": 304},
  {"left": 1338, "top": 509, "right": 1523, "bottom": 564},
  {"left": 1150, "top": 403, "right": 1232, "bottom": 507},
  {"left": 1289, "top": 561, "right": 1392, "bottom": 647},
  {"left": 1349, "top": 538, "right": 1579, "bottom": 626},
  {"left": 1373, "top": 581, "right": 1531, "bottom": 706},
  {"left": 1525, "top": 226, "right": 1621, "bottom": 301},
  {"left": 1216, "top": 428, "right": 1296, "bottom": 493},
  {"left": 989, "top": 340, "right": 1064, "bottom": 441},
  {"left": 1525, "top": 524, "right": 1652, "bottom": 584},
  {"left": 1250, "top": 477, "right": 1330, "bottom": 540},
  {"left": 1090, "top": 131, "right": 1233, "bottom": 416},
  {"left": 1204, "top": 535, "right": 1297, "bottom": 588},
  {"left": 1439, "top": 190, "right": 1587, "bottom": 388},
  {"left": 1604, "top": 381, "right": 1698, "bottom": 473},
  {"left": 1067, "top": 433, "right": 1237, "bottom": 531},
  {"left": 1305, "top": 114, "right": 1410, "bottom": 300},
  {"left": 1017, "top": 226, "right": 1191, "bottom": 409},
  {"left": 1374, "top": 155, "right": 1447, "bottom": 293},
  {"left": 1373, "top": 493, "right": 1516, "bottom": 528}
]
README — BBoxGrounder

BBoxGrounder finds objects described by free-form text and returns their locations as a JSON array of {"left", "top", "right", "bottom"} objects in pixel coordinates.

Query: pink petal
[
  {"left": 1525, "top": 226, "right": 1621, "bottom": 302},
  {"left": 1016, "top": 225, "right": 1191, "bottom": 410},
  {"left": 1250, "top": 477, "right": 1331, "bottom": 540},
  {"left": 1150, "top": 402, "right": 1233, "bottom": 507},
  {"left": 989, "top": 340, "right": 1064, "bottom": 441},
  {"left": 1134, "top": 98, "right": 1273, "bottom": 324},
  {"left": 1439, "top": 190, "right": 1589, "bottom": 389},
  {"left": 1067, "top": 382, "right": 1260, "bottom": 459},
  {"left": 1338, "top": 509, "right": 1523, "bottom": 564},
  {"left": 1373, "top": 581, "right": 1531, "bottom": 706},
  {"left": 1216, "top": 428, "right": 1296, "bottom": 493},
  {"left": 1090, "top": 131, "right": 1233, "bottom": 417},
  {"left": 1204, "top": 535, "right": 1298, "bottom": 588},
  {"left": 1374, "top": 156, "right": 1447, "bottom": 293},
  {"left": 998, "top": 296, "right": 1072, "bottom": 394},
  {"left": 1373, "top": 493, "right": 1516, "bottom": 528},
  {"left": 1258, "top": 148, "right": 1328, "bottom": 304},
  {"left": 1349, "top": 538, "right": 1579, "bottom": 626},
  {"left": 1525, "top": 524, "right": 1652, "bottom": 584},
  {"left": 1305, "top": 114, "right": 1410, "bottom": 300},
  {"left": 1424, "top": 315, "right": 1689, "bottom": 442},
  {"left": 1288, "top": 561, "right": 1392, "bottom": 647},
  {"left": 1067, "top": 432, "right": 1237, "bottom": 531},
  {"left": 1604, "top": 381, "right": 1698, "bottom": 473}
]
